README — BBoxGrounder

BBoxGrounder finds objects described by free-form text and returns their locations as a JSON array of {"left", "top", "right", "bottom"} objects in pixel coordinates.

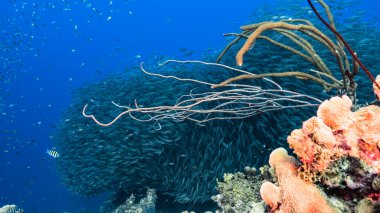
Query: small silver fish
[{"left": 46, "top": 149, "right": 60, "bottom": 158}]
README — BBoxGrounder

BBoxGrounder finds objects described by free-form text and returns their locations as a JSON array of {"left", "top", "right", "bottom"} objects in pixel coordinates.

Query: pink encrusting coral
[
  {"left": 288, "top": 86, "right": 380, "bottom": 177},
  {"left": 260, "top": 85, "right": 380, "bottom": 211},
  {"left": 260, "top": 148, "right": 335, "bottom": 213}
]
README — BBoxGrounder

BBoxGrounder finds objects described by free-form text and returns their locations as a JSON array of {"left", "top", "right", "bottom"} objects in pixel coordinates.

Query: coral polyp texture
[
  {"left": 261, "top": 148, "right": 336, "bottom": 213},
  {"left": 214, "top": 77, "right": 380, "bottom": 212},
  {"left": 262, "top": 79, "right": 380, "bottom": 212},
  {"left": 288, "top": 94, "right": 380, "bottom": 180}
]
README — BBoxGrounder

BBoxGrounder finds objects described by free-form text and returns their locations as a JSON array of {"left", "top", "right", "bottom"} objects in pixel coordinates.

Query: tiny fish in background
[{"left": 46, "top": 149, "right": 60, "bottom": 158}]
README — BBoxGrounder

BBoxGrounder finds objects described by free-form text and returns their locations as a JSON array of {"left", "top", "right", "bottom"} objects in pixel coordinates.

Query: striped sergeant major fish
[{"left": 46, "top": 149, "right": 60, "bottom": 158}]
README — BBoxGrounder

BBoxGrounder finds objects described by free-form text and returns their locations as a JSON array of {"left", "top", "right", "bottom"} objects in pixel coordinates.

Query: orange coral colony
[
  {"left": 287, "top": 77, "right": 380, "bottom": 177},
  {"left": 258, "top": 75, "right": 380, "bottom": 212},
  {"left": 260, "top": 148, "right": 335, "bottom": 213}
]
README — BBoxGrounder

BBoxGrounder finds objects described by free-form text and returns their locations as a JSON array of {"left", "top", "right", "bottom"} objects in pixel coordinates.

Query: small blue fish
[{"left": 46, "top": 149, "right": 60, "bottom": 158}]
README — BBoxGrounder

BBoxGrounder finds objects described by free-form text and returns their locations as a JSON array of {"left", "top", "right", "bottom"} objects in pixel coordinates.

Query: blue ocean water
[{"left": 1, "top": 0, "right": 380, "bottom": 212}]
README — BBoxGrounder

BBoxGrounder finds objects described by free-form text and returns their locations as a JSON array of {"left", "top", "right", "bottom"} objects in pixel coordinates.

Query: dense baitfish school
[{"left": 1, "top": 0, "right": 380, "bottom": 212}]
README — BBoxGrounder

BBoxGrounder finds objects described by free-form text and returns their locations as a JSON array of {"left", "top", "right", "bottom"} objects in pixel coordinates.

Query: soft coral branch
[{"left": 307, "top": 0, "right": 380, "bottom": 91}]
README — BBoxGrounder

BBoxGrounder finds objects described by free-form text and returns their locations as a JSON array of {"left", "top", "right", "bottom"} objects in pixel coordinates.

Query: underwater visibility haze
[{"left": 1, "top": 0, "right": 380, "bottom": 212}]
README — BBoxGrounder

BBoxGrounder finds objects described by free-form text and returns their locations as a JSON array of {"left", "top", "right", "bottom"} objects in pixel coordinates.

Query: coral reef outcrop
[
  {"left": 212, "top": 167, "right": 264, "bottom": 212},
  {"left": 261, "top": 148, "right": 336, "bottom": 213},
  {"left": 101, "top": 189, "right": 157, "bottom": 213},
  {"left": 288, "top": 94, "right": 380, "bottom": 182},
  {"left": 214, "top": 75, "right": 380, "bottom": 212}
]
